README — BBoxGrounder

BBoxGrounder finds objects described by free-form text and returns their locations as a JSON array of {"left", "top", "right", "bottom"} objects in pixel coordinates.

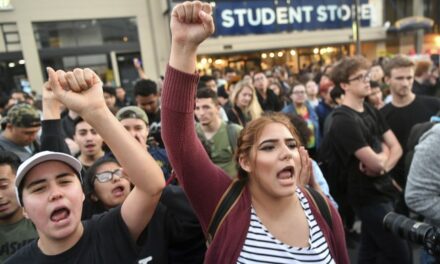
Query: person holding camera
[{"left": 405, "top": 123, "right": 440, "bottom": 264}]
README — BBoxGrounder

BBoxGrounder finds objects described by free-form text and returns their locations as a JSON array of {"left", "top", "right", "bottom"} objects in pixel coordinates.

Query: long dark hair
[{"left": 82, "top": 156, "right": 120, "bottom": 219}]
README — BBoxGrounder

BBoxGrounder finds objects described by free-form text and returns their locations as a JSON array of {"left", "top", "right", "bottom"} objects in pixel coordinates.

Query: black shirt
[
  {"left": 146, "top": 109, "right": 163, "bottom": 148},
  {"left": 138, "top": 185, "right": 206, "bottom": 264},
  {"left": 331, "top": 104, "right": 394, "bottom": 206},
  {"left": 226, "top": 106, "right": 251, "bottom": 127},
  {"left": 256, "top": 89, "right": 283, "bottom": 112},
  {"left": 412, "top": 81, "right": 436, "bottom": 97},
  {"left": 380, "top": 96, "right": 440, "bottom": 185},
  {"left": 5, "top": 207, "right": 139, "bottom": 264}
]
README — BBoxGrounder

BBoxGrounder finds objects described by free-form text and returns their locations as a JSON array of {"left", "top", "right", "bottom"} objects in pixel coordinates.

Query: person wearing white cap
[{"left": 5, "top": 67, "right": 165, "bottom": 263}]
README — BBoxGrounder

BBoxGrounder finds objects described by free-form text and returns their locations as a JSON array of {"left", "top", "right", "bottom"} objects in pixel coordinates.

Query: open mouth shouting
[
  {"left": 277, "top": 165, "right": 295, "bottom": 186},
  {"left": 50, "top": 206, "right": 71, "bottom": 224},
  {"left": 111, "top": 184, "right": 126, "bottom": 198}
]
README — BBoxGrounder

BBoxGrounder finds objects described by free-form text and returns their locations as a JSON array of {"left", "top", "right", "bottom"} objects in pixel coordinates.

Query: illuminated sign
[{"left": 213, "top": 0, "right": 381, "bottom": 36}]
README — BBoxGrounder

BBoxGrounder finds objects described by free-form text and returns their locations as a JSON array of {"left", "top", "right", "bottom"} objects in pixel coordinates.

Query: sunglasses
[{"left": 94, "top": 168, "right": 124, "bottom": 183}]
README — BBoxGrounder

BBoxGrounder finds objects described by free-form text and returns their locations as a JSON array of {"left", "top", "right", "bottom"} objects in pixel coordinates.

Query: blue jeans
[
  {"left": 354, "top": 202, "right": 412, "bottom": 264},
  {"left": 421, "top": 248, "right": 436, "bottom": 264}
]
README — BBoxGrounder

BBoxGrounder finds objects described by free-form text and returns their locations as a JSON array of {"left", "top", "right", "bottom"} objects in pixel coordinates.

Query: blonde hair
[{"left": 230, "top": 81, "right": 262, "bottom": 121}]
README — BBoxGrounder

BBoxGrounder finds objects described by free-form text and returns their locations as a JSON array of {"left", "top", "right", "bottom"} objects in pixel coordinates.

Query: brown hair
[
  {"left": 329, "top": 56, "right": 370, "bottom": 87},
  {"left": 196, "top": 87, "right": 219, "bottom": 105},
  {"left": 235, "top": 113, "right": 301, "bottom": 179},
  {"left": 383, "top": 55, "right": 415, "bottom": 77},
  {"left": 414, "top": 60, "right": 432, "bottom": 77}
]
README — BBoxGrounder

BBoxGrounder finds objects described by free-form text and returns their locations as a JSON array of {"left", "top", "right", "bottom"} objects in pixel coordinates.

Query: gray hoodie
[{"left": 405, "top": 124, "right": 440, "bottom": 227}]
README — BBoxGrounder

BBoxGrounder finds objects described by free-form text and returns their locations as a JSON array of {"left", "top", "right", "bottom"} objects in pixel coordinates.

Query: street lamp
[{"left": 353, "top": 0, "right": 361, "bottom": 55}]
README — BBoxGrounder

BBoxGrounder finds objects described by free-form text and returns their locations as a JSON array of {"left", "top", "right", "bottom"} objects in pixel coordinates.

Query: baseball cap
[
  {"left": 116, "top": 106, "right": 149, "bottom": 125},
  {"left": 15, "top": 151, "right": 82, "bottom": 207},
  {"left": 7, "top": 103, "right": 41, "bottom": 128}
]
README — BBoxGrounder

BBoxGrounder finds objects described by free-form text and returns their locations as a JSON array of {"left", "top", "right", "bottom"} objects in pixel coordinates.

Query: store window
[
  {"left": 1, "top": 23, "right": 21, "bottom": 52},
  {"left": 33, "top": 18, "right": 140, "bottom": 90},
  {"left": 33, "top": 18, "right": 138, "bottom": 49}
]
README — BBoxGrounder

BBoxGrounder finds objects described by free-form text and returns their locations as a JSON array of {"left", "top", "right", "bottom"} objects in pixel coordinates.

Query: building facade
[
  {"left": 0, "top": 0, "right": 171, "bottom": 95},
  {"left": 0, "top": 0, "right": 439, "bottom": 94}
]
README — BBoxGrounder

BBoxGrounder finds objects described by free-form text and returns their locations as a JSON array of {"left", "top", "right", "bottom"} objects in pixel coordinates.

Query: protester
[
  {"left": 37, "top": 80, "right": 205, "bottom": 263},
  {"left": 282, "top": 83, "right": 320, "bottom": 157},
  {"left": 161, "top": 2, "right": 348, "bottom": 263},
  {"left": 413, "top": 60, "right": 437, "bottom": 96},
  {"left": 115, "top": 106, "right": 173, "bottom": 181},
  {"left": 115, "top": 87, "right": 133, "bottom": 108},
  {"left": 134, "top": 79, "right": 163, "bottom": 147},
  {"left": 72, "top": 117, "right": 105, "bottom": 170},
  {"left": 5, "top": 67, "right": 165, "bottom": 263},
  {"left": 380, "top": 55, "right": 440, "bottom": 214},
  {"left": 199, "top": 75, "right": 217, "bottom": 92},
  {"left": 253, "top": 72, "right": 283, "bottom": 112},
  {"left": 315, "top": 78, "right": 335, "bottom": 138},
  {"left": 268, "top": 80, "right": 289, "bottom": 108},
  {"left": 226, "top": 80, "right": 262, "bottom": 127},
  {"left": 0, "top": 104, "right": 41, "bottom": 161},
  {"left": 0, "top": 151, "right": 38, "bottom": 262},
  {"left": 102, "top": 86, "right": 119, "bottom": 114},
  {"left": 327, "top": 56, "right": 410, "bottom": 263},
  {"left": 84, "top": 156, "right": 206, "bottom": 263},
  {"left": 195, "top": 88, "right": 242, "bottom": 178},
  {"left": 366, "top": 81, "right": 384, "bottom": 109},
  {"left": 405, "top": 124, "right": 440, "bottom": 264},
  {"left": 305, "top": 79, "right": 320, "bottom": 108},
  {"left": 286, "top": 113, "right": 338, "bottom": 209}
]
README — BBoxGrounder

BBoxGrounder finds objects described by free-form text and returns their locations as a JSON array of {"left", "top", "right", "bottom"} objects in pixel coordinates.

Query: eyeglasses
[
  {"left": 348, "top": 72, "right": 371, "bottom": 83},
  {"left": 292, "top": 91, "right": 306, "bottom": 95},
  {"left": 94, "top": 168, "right": 123, "bottom": 183}
]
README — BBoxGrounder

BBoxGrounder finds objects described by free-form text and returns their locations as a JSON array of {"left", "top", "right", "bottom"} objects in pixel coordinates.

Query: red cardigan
[{"left": 161, "top": 65, "right": 349, "bottom": 263}]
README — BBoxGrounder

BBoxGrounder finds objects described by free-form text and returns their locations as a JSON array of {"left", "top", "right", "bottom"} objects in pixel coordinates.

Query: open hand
[{"left": 298, "top": 147, "right": 313, "bottom": 186}]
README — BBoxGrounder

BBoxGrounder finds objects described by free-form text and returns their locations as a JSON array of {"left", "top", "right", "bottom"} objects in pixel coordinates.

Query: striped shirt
[{"left": 237, "top": 189, "right": 334, "bottom": 264}]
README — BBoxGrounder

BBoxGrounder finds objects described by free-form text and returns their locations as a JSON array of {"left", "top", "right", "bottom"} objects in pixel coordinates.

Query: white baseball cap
[{"left": 15, "top": 151, "right": 82, "bottom": 207}]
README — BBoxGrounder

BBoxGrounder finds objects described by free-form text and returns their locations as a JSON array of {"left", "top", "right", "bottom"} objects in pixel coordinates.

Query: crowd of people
[{"left": 1, "top": 1, "right": 440, "bottom": 263}]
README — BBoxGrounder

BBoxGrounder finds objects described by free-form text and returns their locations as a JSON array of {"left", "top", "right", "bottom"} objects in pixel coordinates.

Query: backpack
[
  {"left": 206, "top": 179, "right": 333, "bottom": 245},
  {"left": 196, "top": 122, "right": 240, "bottom": 158}
]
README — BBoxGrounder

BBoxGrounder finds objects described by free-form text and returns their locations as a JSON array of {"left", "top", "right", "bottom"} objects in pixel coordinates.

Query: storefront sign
[{"left": 214, "top": 0, "right": 378, "bottom": 36}]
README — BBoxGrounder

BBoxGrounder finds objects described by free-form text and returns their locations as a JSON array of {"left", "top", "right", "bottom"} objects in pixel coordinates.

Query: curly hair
[{"left": 329, "top": 56, "right": 370, "bottom": 87}]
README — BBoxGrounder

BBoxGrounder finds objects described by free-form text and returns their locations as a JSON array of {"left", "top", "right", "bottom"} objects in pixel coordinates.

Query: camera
[{"left": 383, "top": 212, "right": 440, "bottom": 262}]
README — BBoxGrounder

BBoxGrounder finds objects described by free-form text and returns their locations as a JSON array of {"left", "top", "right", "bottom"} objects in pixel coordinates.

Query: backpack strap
[
  {"left": 231, "top": 108, "right": 244, "bottom": 127},
  {"left": 195, "top": 123, "right": 213, "bottom": 157},
  {"left": 206, "top": 178, "right": 246, "bottom": 244},
  {"left": 226, "top": 123, "right": 240, "bottom": 154},
  {"left": 304, "top": 187, "right": 333, "bottom": 230}
]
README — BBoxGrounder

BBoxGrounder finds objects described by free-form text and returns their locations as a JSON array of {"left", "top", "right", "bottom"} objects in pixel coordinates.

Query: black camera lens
[{"left": 384, "top": 212, "right": 433, "bottom": 244}]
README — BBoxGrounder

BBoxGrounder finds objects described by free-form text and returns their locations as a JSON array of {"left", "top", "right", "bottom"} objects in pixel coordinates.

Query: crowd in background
[{"left": 1, "top": 3, "right": 440, "bottom": 263}]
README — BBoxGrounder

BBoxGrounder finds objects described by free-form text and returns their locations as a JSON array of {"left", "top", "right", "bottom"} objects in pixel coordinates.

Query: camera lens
[{"left": 384, "top": 212, "right": 433, "bottom": 244}]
